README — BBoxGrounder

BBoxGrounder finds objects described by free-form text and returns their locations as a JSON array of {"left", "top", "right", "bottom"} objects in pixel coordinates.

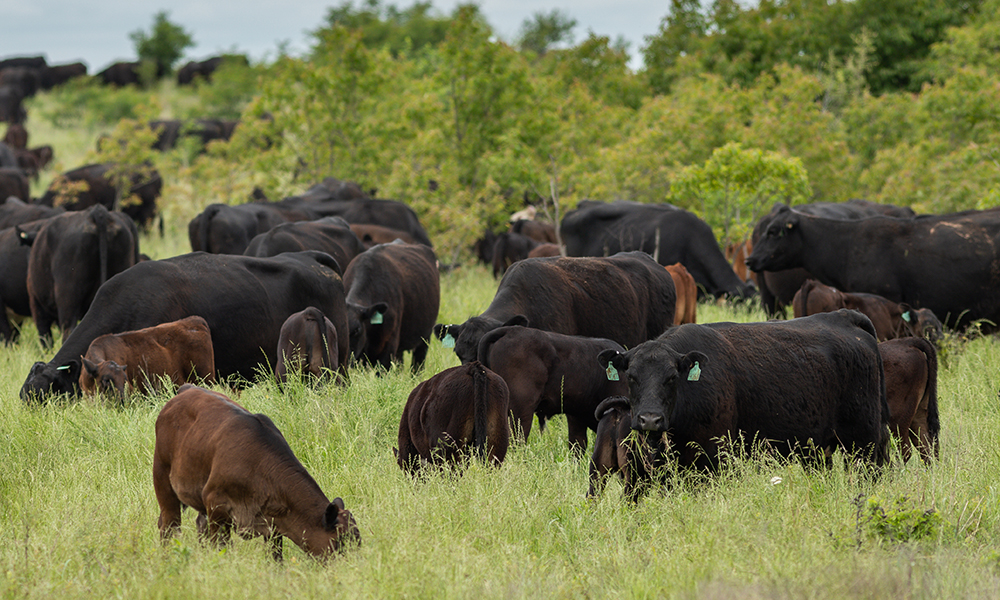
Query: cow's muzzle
[{"left": 634, "top": 411, "right": 665, "bottom": 432}]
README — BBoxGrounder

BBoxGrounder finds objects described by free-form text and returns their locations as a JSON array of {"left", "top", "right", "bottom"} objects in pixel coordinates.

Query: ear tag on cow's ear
[
  {"left": 442, "top": 333, "right": 455, "bottom": 348},
  {"left": 56, "top": 365, "right": 71, "bottom": 371},
  {"left": 606, "top": 363, "right": 619, "bottom": 381},
  {"left": 902, "top": 311, "right": 912, "bottom": 323},
  {"left": 687, "top": 361, "right": 701, "bottom": 382},
  {"left": 370, "top": 310, "right": 383, "bottom": 325}
]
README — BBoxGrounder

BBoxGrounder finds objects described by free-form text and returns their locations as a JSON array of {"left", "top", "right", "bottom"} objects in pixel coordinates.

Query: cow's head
[
  {"left": 346, "top": 302, "right": 390, "bottom": 362},
  {"left": 900, "top": 304, "right": 944, "bottom": 342},
  {"left": 307, "top": 497, "right": 361, "bottom": 559},
  {"left": 745, "top": 204, "right": 803, "bottom": 273},
  {"left": 434, "top": 314, "right": 528, "bottom": 364},
  {"left": 80, "top": 357, "right": 127, "bottom": 403},
  {"left": 598, "top": 344, "right": 707, "bottom": 433},
  {"left": 20, "top": 359, "right": 82, "bottom": 404}
]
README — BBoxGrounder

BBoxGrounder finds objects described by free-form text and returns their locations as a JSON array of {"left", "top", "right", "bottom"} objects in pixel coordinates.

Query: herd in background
[{"left": 3, "top": 69, "right": 995, "bottom": 557}]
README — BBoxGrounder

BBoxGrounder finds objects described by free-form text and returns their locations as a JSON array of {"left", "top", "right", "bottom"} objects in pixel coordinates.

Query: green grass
[{"left": 2, "top": 257, "right": 1000, "bottom": 599}]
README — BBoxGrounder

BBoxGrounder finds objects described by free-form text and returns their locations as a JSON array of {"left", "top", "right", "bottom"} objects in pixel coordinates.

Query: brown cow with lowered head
[
  {"left": 397, "top": 361, "right": 510, "bottom": 472},
  {"left": 879, "top": 337, "right": 940, "bottom": 464},
  {"left": 587, "top": 396, "right": 669, "bottom": 502},
  {"left": 275, "top": 307, "right": 339, "bottom": 383},
  {"left": 793, "top": 279, "right": 943, "bottom": 342},
  {"left": 80, "top": 315, "right": 215, "bottom": 402},
  {"left": 665, "top": 263, "right": 697, "bottom": 325},
  {"left": 153, "top": 385, "right": 360, "bottom": 560}
]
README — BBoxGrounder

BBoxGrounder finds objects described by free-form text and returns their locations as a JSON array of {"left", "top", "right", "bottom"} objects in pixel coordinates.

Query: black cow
[
  {"left": 0, "top": 85, "right": 26, "bottom": 124},
  {"left": 36, "top": 163, "right": 162, "bottom": 229},
  {"left": 176, "top": 55, "right": 248, "bottom": 85},
  {"left": 244, "top": 216, "right": 364, "bottom": 273},
  {"left": 597, "top": 310, "right": 889, "bottom": 478},
  {"left": 747, "top": 204, "right": 1000, "bottom": 330},
  {"left": 750, "top": 200, "right": 916, "bottom": 317},
  {"left": 344, "top": 241, "right": 440, "bottom": 371},
  {"left": 20, "top": 251, "right": 350, "bottom": 403},
  {"left": 477, "top": 326, "right": 628, "bottom": 452},
  {"left": 434, "top": 252, "right": 676, "bottom": 365},
  {"left": 0, "top": 167, "right": 29, "bottom": 201},
  {"left": 491, "top": 232, "right": 542, "bottom": 278},
  {"left": 0, "top": 218, "right": 52, "bottom": 343},
  {"left": 560, "top": 200, "right": 755, "bottom": 299},
  {"left": 279, "top": 196, "right": 432, "bottom": 247},
  {"left": 40, "top": 62, "right": 87, "bottom": 89},
  {"left": 587, "top": 397, "right": 669, "bottom": 501},
  {"left": 0, "top": 197, "right": 61, "bottom": 229},
  {"left": 97, "top": 61, "right": 141, "bottom": 86},
  {"left": 188, "top": 201, "right": 318, "bottom": 255},
  {"left": 23, "top": 205, "right": 139, "bottom": 345}
]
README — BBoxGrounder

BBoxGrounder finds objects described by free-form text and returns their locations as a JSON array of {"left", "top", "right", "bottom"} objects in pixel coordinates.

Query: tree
[
  {"left": 517, "top": 10, "right": 577, "bottom": 56},
  {"left": 129, "top": 11, "right": 195, "bottom": 77}
]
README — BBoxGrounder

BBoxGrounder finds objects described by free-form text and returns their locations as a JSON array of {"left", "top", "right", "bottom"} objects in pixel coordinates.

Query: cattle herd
[{"left": 7, "top": 83, "right": 997, "bottom": 559}]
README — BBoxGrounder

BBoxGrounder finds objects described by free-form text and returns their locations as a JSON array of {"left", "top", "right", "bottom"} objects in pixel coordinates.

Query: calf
[
  {"left": 527, "top": 243, "right": 560, "bottom": 258},
  {"left": 396, "top": 362, "right": 510, "bottom": 472},
  {"left": 587, "top": 397, "right": 669, "bottom": 501},
  {"left": 665, "top": 263, "right": 697, "bottom": 325},
  {"left": 275, "top": 307, "right": 339, "bottom": 383},
  {"left": 476, "top": 325, "right": 627, "bottom": 452},
  {"left": 79, "top": 316, "right": 216, "bottom": 402},
  {"left": 879, "top": 338, "right": 940, "bottom": 464},
  {"left": 345, "top": 241, "right": 439, "bottom": 372},
  {"left": 153, "top": 385, "right": 360, "bottom": 560},
  {"left": 793, "top": 279, "right": 943, "bottom": 342}
]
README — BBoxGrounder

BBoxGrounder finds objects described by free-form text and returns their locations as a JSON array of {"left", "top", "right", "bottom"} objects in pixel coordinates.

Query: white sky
[{"left": 0, "top": 1, "right": 669, "bottom": 72}]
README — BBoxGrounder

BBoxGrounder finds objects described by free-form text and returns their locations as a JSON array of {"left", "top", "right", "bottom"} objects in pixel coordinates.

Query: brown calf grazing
[
  {"left": 527, "top": 243, "right": 560, "bottom": 258},
  {"left": 879, "top": 338, "right": 940, "bottom": 464},
  {"left": 275, "top": 307, "right": 339, "bottom": 383},
  {"left": 80, "top": 315, "right": 216, "bottom": 402},
  {"left": 396, "top": 362, "right": 510, "bottom": 472},
  {"left": 665, "top": 263, "right": 697, "bottom": 325},
  {"left": 153, "top": 385, "right": 360, "bottom": 560},
  {"left": 793, "top": 279, "right": 944, "bottom": 342},
  {"left": 476, "top": 325, "right": 627, "bottom": 453},
  {"left": 587, "top": 396, "right": 669, "bottom": 501}
]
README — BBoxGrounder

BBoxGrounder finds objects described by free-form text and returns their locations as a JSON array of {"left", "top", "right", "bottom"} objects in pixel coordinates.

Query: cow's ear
[
  {"left": 899, "top": 303, "right": 915, "bottom": 324},
  {"left": 503, "top": 314, "right": 529, "bottom": 328},
  {"left": 56, "top": 358, "right": 82, "bottom": 382},
  {"left": 81, "top": 356, "right": 99, "bottom": 378},
  {"left": 432, "top": 323, "right": 448, "bottom": 340},
  {"left": 368, "top": 302, "right": 389, "bottom": 325},
  {"left": 678, "top": 352, "right": 708, "bottom": 382},
  {"left": 323, "top": 498, "right": 345, "bottom": 531},
  {"left": 597, "top": 348, "right": 629, "bottom": 372}
]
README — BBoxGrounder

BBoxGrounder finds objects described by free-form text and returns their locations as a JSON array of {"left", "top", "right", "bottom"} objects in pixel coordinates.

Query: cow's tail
[
  {"left": 471, "top": 361, "right": 489, "bottom": 457},
  {"left": 91, "top": 204, "right": 111, "bottom": 286},
  {"left": 315, "top": 312, "right": 335, "bottom": 371},
  {"left": 793, "top": 278, "right": 815, "bottom": 318},
  {"left": 198, "top": 204, "right": 221, "bottom": 253},
  {"left": 475, "top": 328, "right": 506, "bottom": 368}
]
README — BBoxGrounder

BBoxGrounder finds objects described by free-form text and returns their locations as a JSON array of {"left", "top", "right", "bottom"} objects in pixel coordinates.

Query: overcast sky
[{"left": 0, "top": 1, "right": 669, "bottom": 73}]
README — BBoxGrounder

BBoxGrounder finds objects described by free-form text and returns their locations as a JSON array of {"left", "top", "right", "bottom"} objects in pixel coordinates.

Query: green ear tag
[
  {"left": 901, "top": 311, "right": 911, "bottom": 323},
  {"left": 687, "top": 361, "right": 701, "bottom": 382},
  {"left": 56, "top": 365, "right": 71, "bottom": 371},
  {"left": 370, "top": 311, "right": 383, "bottom": 325},
  {"left": 442, "top": 333, "right": 455, "bottom": 348},
  {"left": 606, "top": 363, "right": 619, "bottom": 381}
]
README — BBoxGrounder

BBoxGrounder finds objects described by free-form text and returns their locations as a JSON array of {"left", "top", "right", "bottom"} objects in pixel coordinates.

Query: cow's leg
[
  {"left": 202, "top": 490, "right": 233, "bottom": 548},
  {"left": 411, "top": 338, "right": 429, "bottom": 373},
  {"left": 0, "top": 310, "right": 16, "bottom": 344},
  {"left": 268, "top": 532, "right": 283, "bottom": 562},
  {"left": 566, "top": 415, "right": 589, "bottom": 455},
  {"left": 153, "top": 459, "right": 182, "bottom": 541},
  {"left": 29, "top": 297, "right": 54, "bottom": 348}
]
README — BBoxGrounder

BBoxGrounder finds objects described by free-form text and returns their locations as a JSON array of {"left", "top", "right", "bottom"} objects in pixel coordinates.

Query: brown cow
[
  {"left": 349, "top": 223, "right": 417, "bottom": 249},
  {"left": 80, "top": 315, "right": 216, "bottom": 402},
  {"left": 793, "top": 279, "right": 943, "bottom": 342},
  {"left": 477, "top": 325, "right": 627, "bottom": 453},
  {"left": 153, "top": 385, "right": 360, "bottom": 560},
  {"left": 587, "top": 396, "right": 669, "bottom": 501},
  {"left": 879, "top": 338, "right": 940, "bottom": 464},
  {"left": 396, "top": 361, "right": 510, "bottom": 472},
  {"left": 665, "top": 263, "right": 697, "bottom": 325},
  {"left": 509, "top": 218, "right": 557, "bottom": 244},
  {"left": 275, "top": 307, "right": 339, "bottom": 383},
  {"left": 527, "top": 243, "right": 560, "bottom": 258}
]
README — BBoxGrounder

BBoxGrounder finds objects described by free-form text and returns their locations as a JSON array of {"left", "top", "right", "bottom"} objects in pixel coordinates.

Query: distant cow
[
  {"left": 244, "top": 216, "right": 364, "bottom": 272},
  {"left": 587, "top": 396, "right": 669, "bottom": 501},
  {"left": 36, "top": 163, "right": 162, "bottom": 229},
  {"left": 665, "top": 263, "right": 697, "bottom": 325},
  {"left": 79, "top": 316, "right": 216, "bottom": 402},
  {"left": 793, "top": 279, "right": 943, "bottom": 342},
  {"left": 344, "top": 241, "right": 440, "bottom": 372},
  {"left": 527, "top": 243, "right": 560, "bottom": 258},
  {"left": 396, "top": 362, "right": 510, "bottom": 472},
  {"left": 24, "top": 204, "right": 140, "bottom": 345},
  {"left": 0, "top": 196, "right": 61, "bottom": 229},
  {"left": 509, "top": 218, "right": 557, "bottom": 244},
  {"left": 176, "top": 55, "right": 248, "bottom": 85},
  {"left": 879, "top": 338, "right": 940, "bottom": 464},
  {"left": 0, "top": 167, "right": 29, "bottom": 201},
  {"left": 349, "top": 223, "right": 417, "bottom": 249},
  {"left": 97, "top": 61, "right": 141, "bottom": 86},
  {"left": 275, "top": 307, "right": 339, "bottom": 383},
  {"left": 491, "top": 232, "right": 542, "bottom": 278},
  {"left": 153, "top": 385, "right": 360, "bottom": 560},
  {"left": 188, "top": 201, "right": 319, "bottom": 255},
  {"left": 434, "top": 252, "right": 676, "bottom": 365},
  {"left": 598, "top": 310, "right": 889, "bottom": 475},
  {"left": 477, "top": 326, "right": 627, "bottom": 452},
  {"left": 0, "top": 218, "right": 52, "bottom": 342},
  {"left": 279, "top": 195, "right": 433, "bottom": 247}
]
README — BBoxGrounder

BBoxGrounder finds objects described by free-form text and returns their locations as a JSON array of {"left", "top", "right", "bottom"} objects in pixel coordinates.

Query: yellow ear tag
[
  {"left": 442, "top": 333, "right": 455, "bottom": 348},
  {"left": 687, "top": 361, "right": 701, "bottom": 382},
  {"left": 606, "top": 363, "right": 619, "bottom": 381},
  {"left": 370, "top": 311, "right": 383, "bottom": 325}
]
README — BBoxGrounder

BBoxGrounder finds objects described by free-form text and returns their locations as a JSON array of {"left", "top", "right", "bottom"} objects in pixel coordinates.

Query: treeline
[{"left": 31, "top": 0, "right": 1000, "bottom": 254}]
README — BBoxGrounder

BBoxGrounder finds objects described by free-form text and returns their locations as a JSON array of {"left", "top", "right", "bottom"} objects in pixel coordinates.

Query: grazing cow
[
  {"left": 40, "top": 62, "right": 87, "bottom": 88},
  {"left": 344, "top": 241, "right": 440, "bottom": 371},
  {"left": 597, "top": 310, "right": 889, "bottom": 475},
  {"left": 477, "top": 326, "right": 627, "bottom": 452},
  {"left": 879, "top": 338, "right": 940, "bottom": 464},
  {"left": 188, "top": 201, "right": 319, "bottom": 255},
  {"left": 527, "top": 243, "right": 560, "bottom": 258},
  {"left": 244, "top": 216, "right": 363, "bottom": 273},
  {"left": 749, "top": 200, "right": 916, "bottom": 317},
  {"left": 79, "top": 316, "right": 216, "bottom": 402},
  {"left": 793, "top": 279, "right": 944, "bottom": 342},
  {"left": 747, "top": 204, "right": 1000, "bottom": 330},
  {"left": 0, "top": 196, "right": 61, "bottom": 229},
  {"left": 509, "top": 218, "right": 557, "bottom": 244},
  {"left": 279, "top": 194, "right": 432, "bottom": 247},
  {"left": 0, "top": 167, "right": 29, "bottom": 201},
  {"left": 0, "top": 218, "right": 52, "bottom": 342},
  {"left": 36, "top": 163, "right": 162, "bottom": 229},
  {"left": 20, "top": 251, "right": 349, "bottom": 403},
  {"left": 473, "top": 228, "right": 498, "bottom": 266},
  {"left": 396, "top": 362, "right": 510, "bottom": 471},
  {"left": 491, "top": 232, "right": 542, "bottom": 278},
  {"left": 587, "top": 396, "right": 669, "bottom": 501},
  {"left": 176, "top": 55, "right": 248, "bottom": 85},
  {"left": 349, "top": 223, "right": 417, "bottom": 249},
  {"left": 435, "top": 252, "right": 676, "bottom": 365},
  {"left": 25, "top": 204, "right": 140, "bottom": 345},
  {"left": 153, "top": 385, "right": 360, "bottom": 560},
  {"left": 665, "top": 263, "right": 697, "bottom": 325},
  {"left": 275, "top": 307, "right": 339, "bottom": 383},
  {"left": 0, "top": 85, "right": 26, "bottom": 124},
  {"left": 97, "top": 61, "right": 141, "bottom": 86}
]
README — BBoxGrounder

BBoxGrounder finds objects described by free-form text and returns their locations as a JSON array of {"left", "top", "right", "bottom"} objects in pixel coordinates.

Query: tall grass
[{"left": 2, "top": 256, "right": 1000, "bottom": 599}]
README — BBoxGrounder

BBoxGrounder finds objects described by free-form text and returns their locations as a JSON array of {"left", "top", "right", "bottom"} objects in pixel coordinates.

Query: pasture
[{"left": 2, "top": 230, "right": 1000, "bottom": 598}]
